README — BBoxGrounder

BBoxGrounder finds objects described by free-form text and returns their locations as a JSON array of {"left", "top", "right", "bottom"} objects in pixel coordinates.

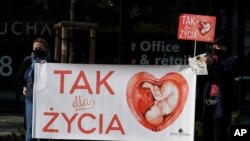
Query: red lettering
[
  {"left": 54, "top": 70, "right": 72, "bottom": 94},
  {"left": 99, "top": 114, "right": 103, "bottom": 134},
  {"left": 70, "top": 71, "right": 93, "bottom": 94},
  {"left": 43, "top": 111, "right": 59, "bottom": 132},
  {"left": 53, "top": 70, "right": 115, "bottom": 95},
  {"left": 96, "top": 71, "right": 114, "bottom": 95},
  {"left": 62, "top": 113, "right": 78, "bottom": 133},
  {"left": 42, "top": 113, "right": 125, "bottom": 135},
  {"left": 105, "top": 114, "right": 125, "bottom": 135},
  {"left": 78, "top": 113, "right": 96, "bottom": 134}
]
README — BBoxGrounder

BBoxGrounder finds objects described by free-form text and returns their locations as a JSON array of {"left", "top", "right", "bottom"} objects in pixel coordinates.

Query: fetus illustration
[
  {"left": 142, "top": 81, "right": 179, "bottom": 125},
  {"left": 126, "top": 72, "right": 188, "bottom": 131},
  {"left": 199, "top": 21, "right": 211, "bottom": 35}
]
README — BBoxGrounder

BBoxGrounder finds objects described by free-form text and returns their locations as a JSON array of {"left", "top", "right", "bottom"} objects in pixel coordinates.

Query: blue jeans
[
  {"left": 25, "top": 99, "right": 32, "bottom": 141},
  {"left": 25, "top": 99, "right": 40, "bottom": 141}
]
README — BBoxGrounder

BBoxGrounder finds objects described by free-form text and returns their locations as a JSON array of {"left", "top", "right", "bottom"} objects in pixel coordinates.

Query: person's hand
[
  {"left": 23, "top": 87, "right": 27, "bottom": 96},
  {"left": 205, "top": 55, "right": 213, "bottom": 65},
  {"left": 39, "top": 60, "right": 47, "bottom": 64}
]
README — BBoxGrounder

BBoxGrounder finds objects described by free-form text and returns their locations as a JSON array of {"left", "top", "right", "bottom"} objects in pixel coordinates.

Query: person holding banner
[
  {"left": 17, "top": 38, "right": 57, "bottom": 141},
  {"left": 196, "top": 36, "right": 238, "bottom": 141}
]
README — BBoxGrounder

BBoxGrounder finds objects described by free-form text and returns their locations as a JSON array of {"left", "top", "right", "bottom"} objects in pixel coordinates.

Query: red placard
[{"left": 177, "top": 13, "right": 216, "bottom": 42}]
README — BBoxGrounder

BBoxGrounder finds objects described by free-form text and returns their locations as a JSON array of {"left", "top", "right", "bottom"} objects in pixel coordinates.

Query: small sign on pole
[
  {"left": 177, "top": 13, "right": 216, "bottom": 56},
  {"left": 178, "top": 13, "right": 216, "bottom": 42}
]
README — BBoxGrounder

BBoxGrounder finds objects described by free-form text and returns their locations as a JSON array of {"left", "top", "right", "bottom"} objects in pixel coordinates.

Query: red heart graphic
[
  {"left": 198, "top": 21, "right": 211, "bottom": 35},
  {"left": 126, "top": 72, "right": 188, "bottom": 132}
]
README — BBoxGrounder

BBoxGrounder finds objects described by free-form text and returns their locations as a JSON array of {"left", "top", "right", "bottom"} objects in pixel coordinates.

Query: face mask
[{"left": 33, "top": 49, "right": 47, "bottom": 58}]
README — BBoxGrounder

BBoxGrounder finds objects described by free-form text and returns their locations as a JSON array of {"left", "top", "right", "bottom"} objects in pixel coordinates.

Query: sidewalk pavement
[
  {"left": 0, "top": 91, "right": 25, "bottom": 140},
  {"left": 0, "top": 113, "right": 25, "bottom": 137}
]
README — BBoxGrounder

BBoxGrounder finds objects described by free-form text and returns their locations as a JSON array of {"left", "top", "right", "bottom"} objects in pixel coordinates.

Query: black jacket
[{"left": 195, "top": 54, "right": 238, "bottom": 121}]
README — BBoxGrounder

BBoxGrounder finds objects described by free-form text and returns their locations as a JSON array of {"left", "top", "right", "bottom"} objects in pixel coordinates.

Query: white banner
[{"left": 33, "top": 63, "right": 197, "bottom": 141}]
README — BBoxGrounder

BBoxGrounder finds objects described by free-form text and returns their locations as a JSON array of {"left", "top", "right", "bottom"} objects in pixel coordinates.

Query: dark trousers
[{"left": 202, "top": 105, "right": 229, "bottom": 141}]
